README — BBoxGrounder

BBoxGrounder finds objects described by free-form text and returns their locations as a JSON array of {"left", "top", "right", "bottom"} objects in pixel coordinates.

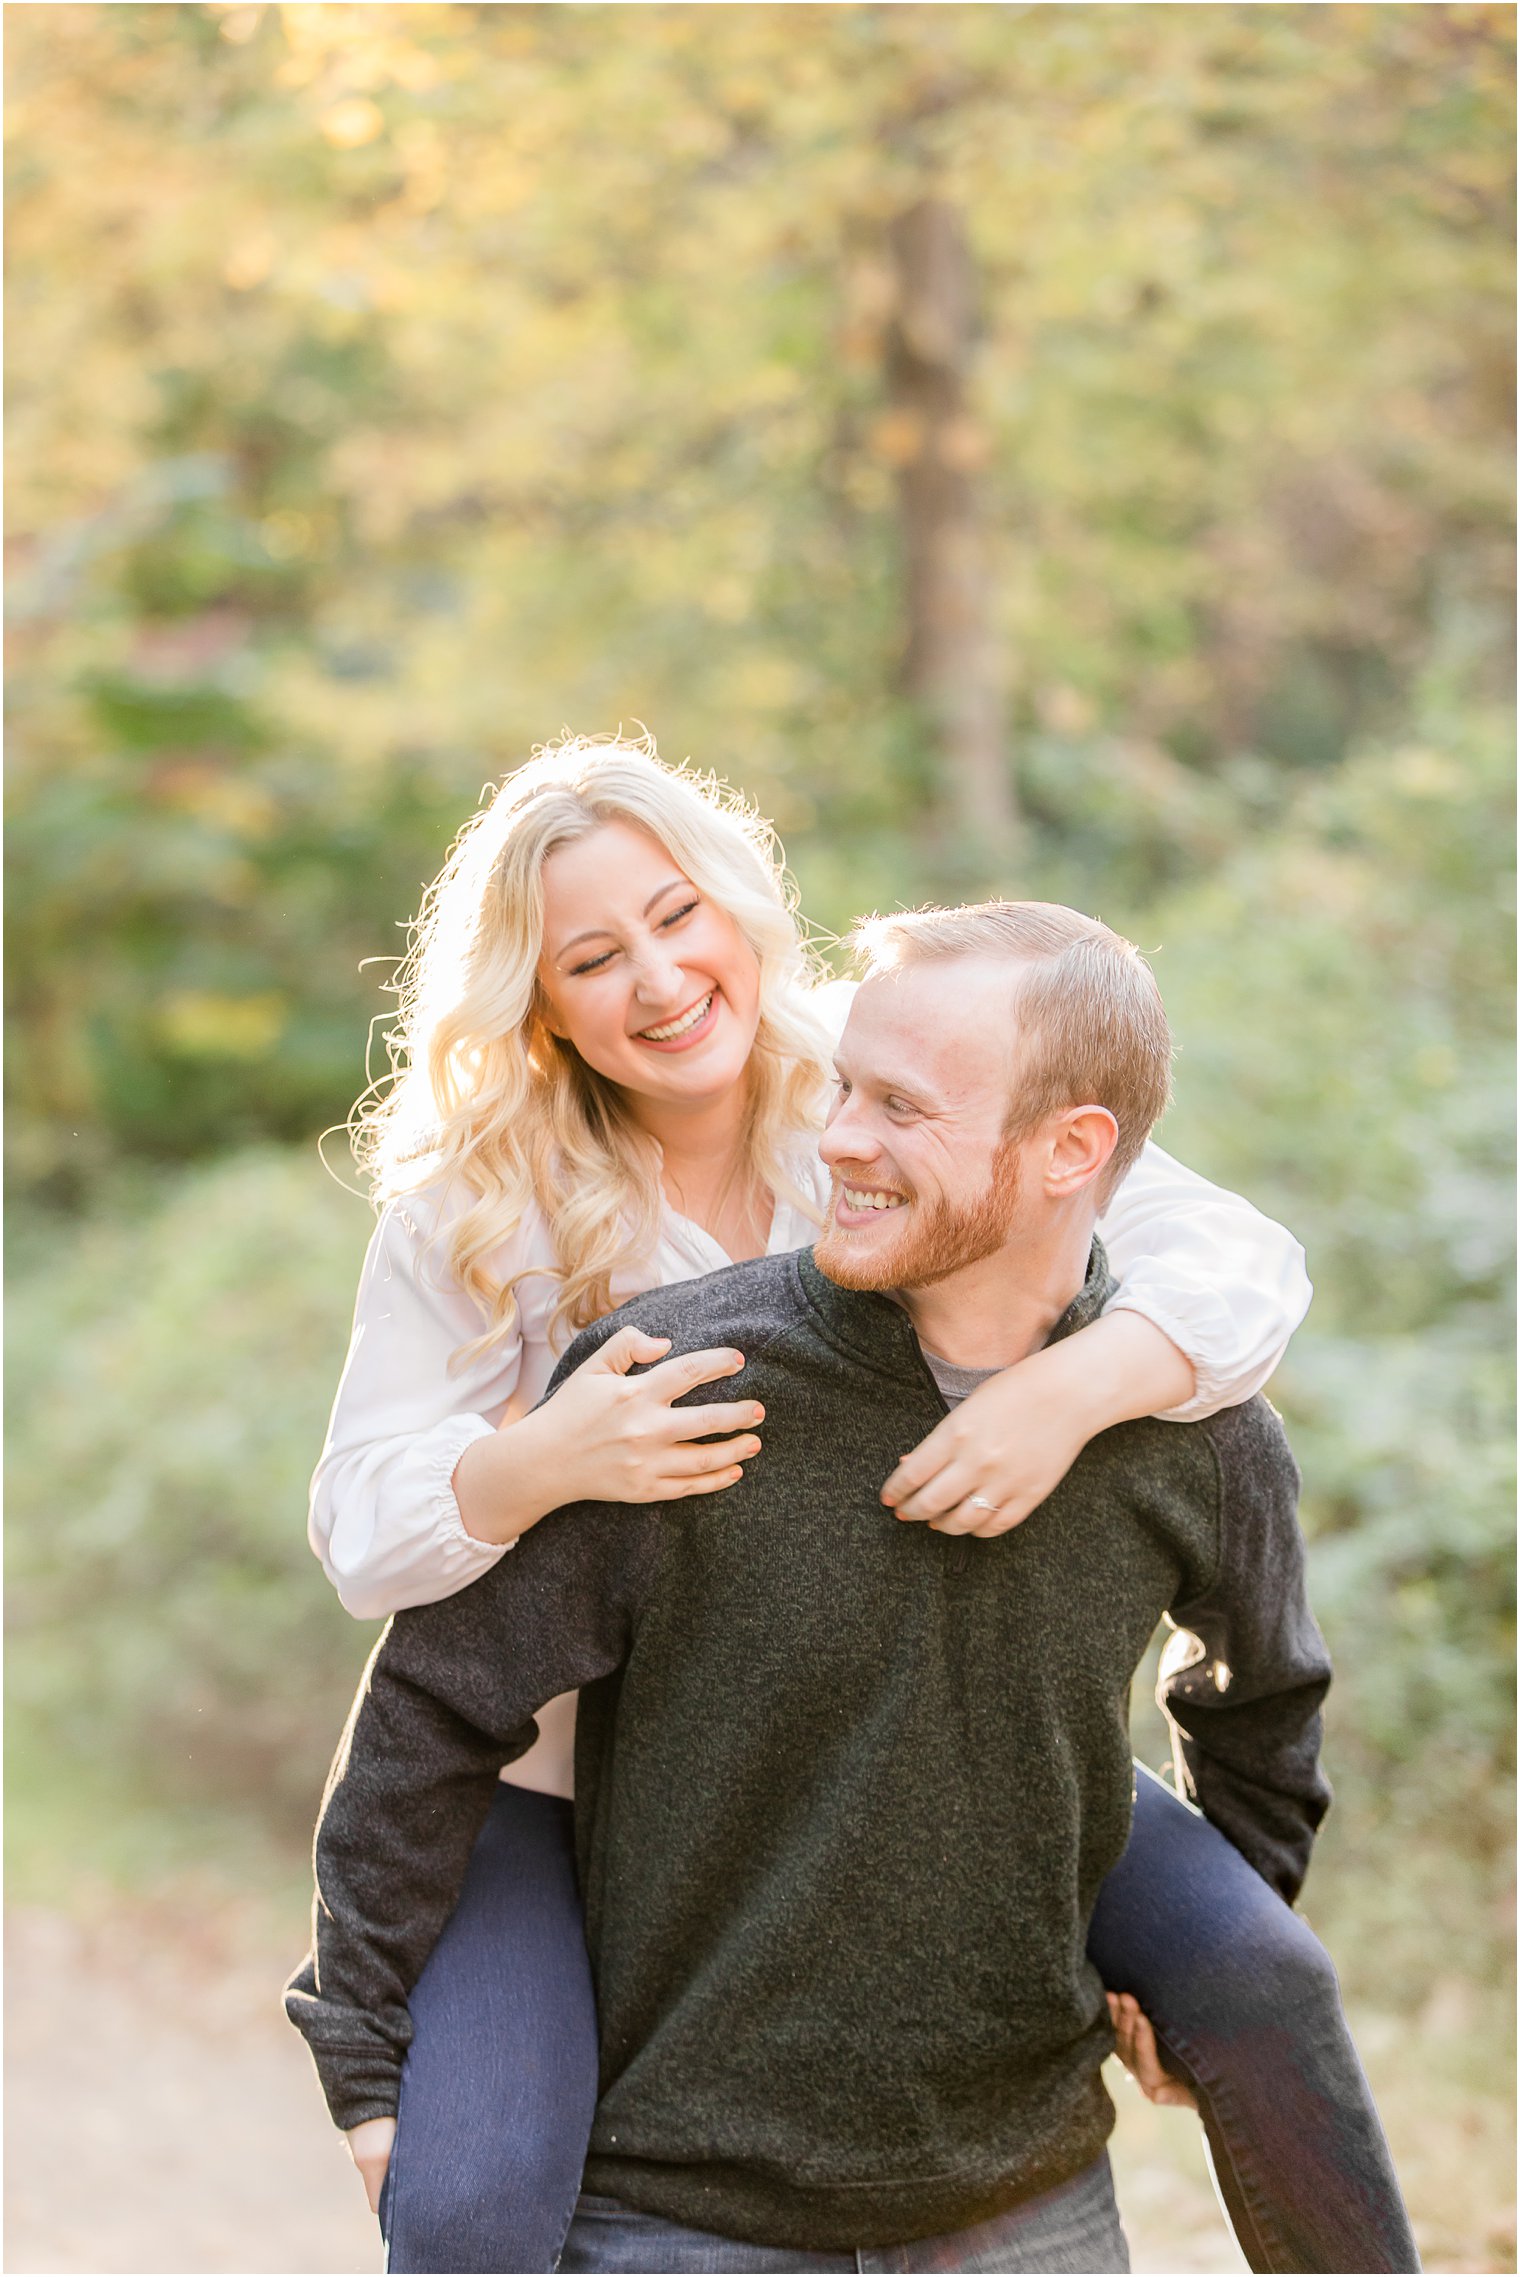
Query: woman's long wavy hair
[{"left": 353, "top": 734, "right": 836, "bottom": 1360}]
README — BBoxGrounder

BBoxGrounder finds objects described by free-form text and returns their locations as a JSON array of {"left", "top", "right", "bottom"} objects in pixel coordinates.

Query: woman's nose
[{"left": 631, "top": 943, "right": 685, "bottom": 1005}]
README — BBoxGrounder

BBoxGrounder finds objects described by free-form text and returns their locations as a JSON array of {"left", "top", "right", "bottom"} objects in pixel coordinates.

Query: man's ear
[{"left": 1044, "top": 1105, "right": 1119, "bottom": 1199}]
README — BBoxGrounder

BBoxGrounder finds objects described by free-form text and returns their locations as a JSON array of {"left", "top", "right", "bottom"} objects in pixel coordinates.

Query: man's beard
[{"left": 814, "top": 1141, "right": 1022, "bottom": 1293}]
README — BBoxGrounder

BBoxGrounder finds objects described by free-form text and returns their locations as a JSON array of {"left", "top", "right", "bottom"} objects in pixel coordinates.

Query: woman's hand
[
  {"left": 1106, "top": 1992, "right": 1198, "bottom": 2110},
  {"left": 346, "top": 2115, "right": 397, "bottom": 2214},
  {"left": 881, "top": 1311, "right": 1195, "bottom": 1536},
  {"left": 453, "top": 1326, "right": 764, "bottom": 1545}
]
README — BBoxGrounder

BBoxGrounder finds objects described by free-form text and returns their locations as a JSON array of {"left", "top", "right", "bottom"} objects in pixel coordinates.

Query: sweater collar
[{"left": 793, "top": 1237, "right": 1115, "bottom": 1382}]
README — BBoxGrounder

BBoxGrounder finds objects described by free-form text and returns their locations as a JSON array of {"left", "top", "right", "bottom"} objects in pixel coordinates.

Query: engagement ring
[{"left": 967, "top": 1495, "right": 999, "bottom": 1514}]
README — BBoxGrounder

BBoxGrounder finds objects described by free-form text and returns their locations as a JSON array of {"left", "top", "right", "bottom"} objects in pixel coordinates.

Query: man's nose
[{"left": 819, "top": 1100, "right": 877, "bottom": 1166}]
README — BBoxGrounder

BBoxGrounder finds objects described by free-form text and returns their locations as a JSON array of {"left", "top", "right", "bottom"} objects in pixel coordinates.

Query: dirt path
[
  {"left": 5, "top": 1900, "right": 376, "bottom": 2276},
  {"left": 2, "top": 1893, "right": 1249, "bottom": 2275}
]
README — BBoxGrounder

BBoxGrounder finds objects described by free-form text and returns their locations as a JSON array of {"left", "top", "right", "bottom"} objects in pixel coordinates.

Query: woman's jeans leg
[
  {"left": 1089, "top": 1765, "right": 1419, "bottom": 2275},
  {"left": 381, "top": 1783, "right": 599, "bottom": 2275}
]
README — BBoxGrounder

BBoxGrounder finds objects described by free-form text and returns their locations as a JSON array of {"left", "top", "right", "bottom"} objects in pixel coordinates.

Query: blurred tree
[
  {"left": 1153, "top": 678, "right": 1515, "bottom": 1868},
  {"left": 5, "top": 2, "right": 1513, "bottom": 1177},
  {"left": 885, "top": 195, "right": 1015, "bottom": 864}
]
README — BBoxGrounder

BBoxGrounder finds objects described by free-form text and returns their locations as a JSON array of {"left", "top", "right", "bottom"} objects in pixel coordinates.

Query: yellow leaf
[
  {"left": 937, "top": 416, "right": 992, "bottom": 473},
  {"left": 702, "top": 578, "right": 750, "bottom": 625},
  {"left": 215, "top": 5, "right": 265, "bottom": 44},
  {"left": 223, "top": 230, "right": 276, "bottom": 291},
  {"left": 383, "top": 40, "right": 440, "bottom": 94},
  {"left": 320, "top": 96, "right": 384, "bottom": 150},
  {"left": 868, "top": 409, "right": 926, "bottom": 468},
  {"left": 157, "top": 992, "right": 287, "bottom": 1062}
]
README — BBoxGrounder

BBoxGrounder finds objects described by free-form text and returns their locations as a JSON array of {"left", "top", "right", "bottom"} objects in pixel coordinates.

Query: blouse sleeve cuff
[
  {"left": 424, "top": 1413, "right": 518, "bottom": 1558},
  {"left": 1101, "top": 1291, "right": 1238, "bottom": 1421}
]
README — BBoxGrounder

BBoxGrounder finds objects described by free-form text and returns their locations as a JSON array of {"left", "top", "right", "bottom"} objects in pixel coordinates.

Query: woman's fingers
[
  {"left": 898, "top": 1471, "right": 1043, "bottom": 1534},
  {"left": 667, "top": 1434, "right": 763, "bottom": 1477},
  {"left": 662, "top": 1396, "right": 766, "bottom": 1442},
  {"left": 890, "top": 1460, "right": 1021, "bottom": 1534},
  {"left": 346, "top": 2115, "right": 397, "bottom": 2214},
  {"left": 880, "top": 1436, "right": 942, "bottom": 1510},
  {"left": 1108, "top": 1992, "right": 1152, "bottom": 2084},
  {"left": 644, "top": 1346, "right": 748, "bottom": 1399},
  {"left": 885, "top": 1358, "right": 1103, "bottom": 1534},
  {"left": 922, "top": 1471, "right": 1027, "bottom": 1536},
  {"left": 662, "top": 1462, "right": 749, "bottom": 1499},
  {"left": 592, "top": 1323, "right": 674, "bottom": 1374},
  {"left": 1125, "top": 2004, "right": 1197, "bottom": 2107},
  {"left": 533, "top": 1339, "right": 762, "bottom": 1515},
  {"left": 883, "top": 1418, "right": 1031, "bottom": 1530},
  {"left": 937, "top": 1493, "right": 1026, "bottom": 1538},
  {"left": 885, "top": 1454, "right": 966, "bottom": 1524},
  {"left": 1106, "top": 1994, "right": 1197, "bottom": 2109}
]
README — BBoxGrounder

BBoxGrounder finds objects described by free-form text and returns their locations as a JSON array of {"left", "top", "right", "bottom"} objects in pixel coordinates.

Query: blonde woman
[{"left": 310, "top": 738, "right": 1415, "bottom": 2275}]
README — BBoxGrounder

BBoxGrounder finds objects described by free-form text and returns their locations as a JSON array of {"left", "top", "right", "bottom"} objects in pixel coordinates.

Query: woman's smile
[{"left": 634, "top": 989, "right": 720, "bottom": 1050}]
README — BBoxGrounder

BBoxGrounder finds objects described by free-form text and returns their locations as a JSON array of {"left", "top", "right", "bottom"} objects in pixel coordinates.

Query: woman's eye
[
  {"left": 571, "top": 948, "right": 616, "bottom": 976},
  {"left": 659, "top": 899, "right": 699, "bottom": 929}
]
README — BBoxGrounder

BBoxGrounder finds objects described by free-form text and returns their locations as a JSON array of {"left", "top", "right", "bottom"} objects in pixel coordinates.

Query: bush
[
  {"left": 6, "top": 1149, "right": 380, "bottom": 1836},
  {"left": 1150, "top": 694, "right": 1515, "bottom": 1877}
]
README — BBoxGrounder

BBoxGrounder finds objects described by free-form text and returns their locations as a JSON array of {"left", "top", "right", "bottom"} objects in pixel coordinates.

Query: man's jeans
[{"left": 556, "top": 2154, "right": 1129, "bottom": 2274}]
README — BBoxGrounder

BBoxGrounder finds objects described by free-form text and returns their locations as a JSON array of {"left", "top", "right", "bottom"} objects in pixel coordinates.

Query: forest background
[{"left": 5, "top": 6, "right": 1515, "bottom": 2273}]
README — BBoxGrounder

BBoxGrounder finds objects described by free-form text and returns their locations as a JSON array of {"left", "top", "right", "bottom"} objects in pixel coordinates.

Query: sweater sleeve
[
  {"left": 1096, "top": 1141, "right": 1312, "bottom": 1421},
  {"left": 1160, "top": 1400, "right": 1333, "bottom": 1904},
  {"left": 284, "top": 1494, "right": 658, "bottom": 2130}
]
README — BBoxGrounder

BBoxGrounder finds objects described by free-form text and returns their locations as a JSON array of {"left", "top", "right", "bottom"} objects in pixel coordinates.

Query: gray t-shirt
[{"left": 919, "top": 1347, "right": 1000, "bottom": 1410}]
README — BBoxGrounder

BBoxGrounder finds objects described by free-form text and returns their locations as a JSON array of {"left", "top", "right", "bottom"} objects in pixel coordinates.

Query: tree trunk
[{"left": 885, "top": 197, "right": 1016, "bottom": 870}]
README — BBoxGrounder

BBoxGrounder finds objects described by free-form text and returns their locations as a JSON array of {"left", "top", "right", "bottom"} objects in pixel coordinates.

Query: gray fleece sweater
[{"left": 287, "top": 1241, "right": 1331, "bottom": 2249}]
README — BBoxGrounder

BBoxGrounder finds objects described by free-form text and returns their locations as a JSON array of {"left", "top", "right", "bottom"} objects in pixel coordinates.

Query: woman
[{"left": 314, "top": 735, "right": 1416, "bottom": 2275}]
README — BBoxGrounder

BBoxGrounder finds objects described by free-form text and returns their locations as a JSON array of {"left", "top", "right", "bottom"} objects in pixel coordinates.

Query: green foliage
[
  {"left": 6, "top": 1151, "right": 379, "bottom": 1834},
  {"left": 1149, "top": 687, "right": 1514, "bottom": 1859}
]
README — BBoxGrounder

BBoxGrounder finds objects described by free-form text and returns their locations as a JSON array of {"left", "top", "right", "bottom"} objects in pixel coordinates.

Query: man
[{"left": 288, "top": 901, "right": 1331, "bottom": 2274}]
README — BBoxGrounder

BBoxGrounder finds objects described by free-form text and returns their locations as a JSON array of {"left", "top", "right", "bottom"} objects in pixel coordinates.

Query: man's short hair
[{"left": 850, "top": 901, "right": 1172, "bottom": 1198}]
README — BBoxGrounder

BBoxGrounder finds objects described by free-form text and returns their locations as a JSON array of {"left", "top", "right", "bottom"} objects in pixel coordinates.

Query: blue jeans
[
  {"left": 382, "top": 1771, "right": 1419, "bottom": 2274},
  {"left": 1087, "top": 1767, "right": 1417, "bottom": 2274},
  {"left": 558, "top": 2156, "right": 1128, "bottom": 2273},
  {"left": 381, "top": 1787, "right": 598, "bottom": 2274}
]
